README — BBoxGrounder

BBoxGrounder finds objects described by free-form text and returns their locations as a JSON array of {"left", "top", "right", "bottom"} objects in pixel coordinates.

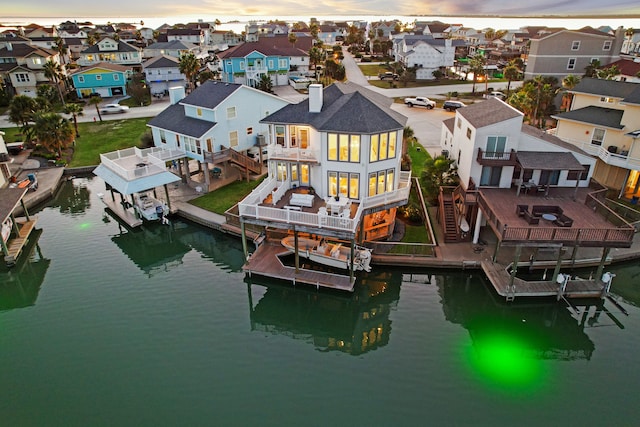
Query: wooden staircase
[
  {"left": 439, "top": 192, "right": 459, "bottom": 243},
  {"left": 204, "top": 148, "right": 262, "bottom": 176}
]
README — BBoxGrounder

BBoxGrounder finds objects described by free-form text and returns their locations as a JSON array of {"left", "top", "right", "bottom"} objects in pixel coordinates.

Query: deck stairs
[
  {"left": 440, "top": 193, "right": 459, "bottom": 243},
  {"left": 204, "top": 148, "right": 262, "bottom": 175}
]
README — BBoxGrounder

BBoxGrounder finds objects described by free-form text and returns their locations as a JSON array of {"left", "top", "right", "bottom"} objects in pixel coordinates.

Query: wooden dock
[
  {"left": 481, "top": 260, "right": 606, "bottom": 301},
  {"left": 243, "top": 241, "right": 355, "bottom": 292},
  {"left": 100, "top": 196, "right": 143, "bottom": 228},
  {"left": 4, "top": 217, "right": 37, "bottom": 267}
]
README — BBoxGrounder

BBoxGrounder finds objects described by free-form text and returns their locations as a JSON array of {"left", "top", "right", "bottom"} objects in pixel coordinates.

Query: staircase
[
  {"left": 204, "top": 148, "right": 262, "bottom": 175},
  {"left": 440, "top": 193, "right": 459, "bottom": 243}
]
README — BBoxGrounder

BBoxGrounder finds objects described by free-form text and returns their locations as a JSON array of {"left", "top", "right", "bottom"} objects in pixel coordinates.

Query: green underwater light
[
  {"left": 77, "top": 222, "right": 92, "bottom": 230},
  {"left": 464, "top": 322, "right": 548, "bottom": 393}
]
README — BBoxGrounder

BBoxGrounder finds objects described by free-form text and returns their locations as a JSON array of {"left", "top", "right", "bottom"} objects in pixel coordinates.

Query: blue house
[
  {"left": 70, "top": 62, "right": 133, "bottom": 98},
  {"left": 217, "top": 35, "right": 314, "bottom": 87}
]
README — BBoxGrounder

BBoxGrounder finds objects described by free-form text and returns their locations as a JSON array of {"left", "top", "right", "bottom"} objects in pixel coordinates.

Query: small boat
[
  {"left": 281, "top": 236, "right": 372, "bottom": 272},
  {"left": 133, "top": 192, "right": 169, "bottom": 222},
  {"left": 2, "top": 217, "right": 12, "bottom": 243}
]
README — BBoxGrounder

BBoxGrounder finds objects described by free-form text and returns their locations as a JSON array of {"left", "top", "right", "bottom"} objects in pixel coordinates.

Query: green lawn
[
  {"left": 68, "top": 118, "right": 151, "bottom": 167},
  {"left": 189, "top": 178, "right": 264, "bottom": 214},
  {"left": 408, "top": 138, "right": 430, "bottom": 178},
  {"left": 358, "top": 64, "right": 391, "bottom": 76}
]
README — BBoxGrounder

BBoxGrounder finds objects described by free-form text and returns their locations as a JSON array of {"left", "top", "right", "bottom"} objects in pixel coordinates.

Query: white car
[
  {"left": 485, "top": 91, "right": 507, "bottom": 100},
  {"left": 99, "top": 104, "right": 129, "bottom": 114}
]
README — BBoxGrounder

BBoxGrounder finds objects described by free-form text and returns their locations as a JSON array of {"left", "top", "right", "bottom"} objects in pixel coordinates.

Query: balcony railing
[
  {"left": 238, "top": 171, "right": 412, "bottom": 234},
  {"left": 547, "top": 129, "right": 640, "bottom": 170},
  {"left": 99, "top": 147, "right": 183, "bottom": 181},
  {"left": 476, "top": 148, "right": 517, "bottom": 166},
  {"left": 267, "top": 145, "right": 320, "bottom": 163}
]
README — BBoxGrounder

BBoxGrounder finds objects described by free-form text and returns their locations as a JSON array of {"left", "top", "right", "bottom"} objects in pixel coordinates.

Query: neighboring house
[
  {"left": 0, "top": 132, "right": 10, "bottom": 187},
  {"left": 439, "top": 98, "right": 605, "bottom": 247},
  {"left": 370, "top": 21, "right": 398, "bottom": 39},
  {"left": 138, "top": 27, "right": 155, "bottom": 44},
  {"left": 524, "top": 27, "right": 625, "bottom": 81},
  {"left": 70, "top": 62, "right": 133, "bottom": 98},
  {"left": 143, "top": 40, "right": 199, "bottom": 59},
  {"left": 244, "top": 22, "right": 289, "bottom": 42},
  {"left": 217, "top": 35, "right": 314, "bottom": 87},
  {"left": 392, "top": 35, "right": 461, "bottom": 80},
  {"left": 551, "top": 78, "right": 640, "bottom": 199},
  {"left": 317, "top": 23, "right": 344, "bottom": 45},
  {"left": 166, "top": 28, "right": 204, "bottom": 47},
  {"left": 147, "top": 80, "right": 291, "bottom": 189},
  {"left": 620, "top": 29, "right": 640, "bottom": 57},
  {"left": 238, "top": 82, "right": 411, "bottom": 247},
  {"left": 64, "top": 38, "right": 85, "bottom": 61},
  {"left": 24, "top": 26, "right": 56, "bottom": 39},
  {"left": 210, "top": 30, "right": 243, "bottom": 48},
  {"left": 142, "top": 55, "right": 187, "bottom": 95},
  {"left": 0, "top": 42, "right": 61, "bottom": 97},
  {"left": 601, "top": 58, "right": 640, "bottom": 83},
  {"left": 57, "top": 27, "right": 88, "bottom": 39},
  {"left": 77, "top": 37, "right": 142, "bottom": 68}
]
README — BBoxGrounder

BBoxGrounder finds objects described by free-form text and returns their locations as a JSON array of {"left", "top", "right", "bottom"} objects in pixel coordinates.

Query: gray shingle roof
[
  {"left": 458, "top": 98, "right": 523, "bottom": 129},
  {"left": 552, "top": 106, "right": 624, "bottom": 129},
  {"left": 179, "top": 80, "right": 242, "bottom": 109},
  {"left": 261, "top": 82, "right": 407, "bottom": 134},
  {"left": 145, "top": 40, "right": 198, "bottom": 51},
  {"left": 147, "top": 103, "right": 215, "bottom": 138},
  {"left": 517, "top": 151, "right": 584, "bottom": 171},
  {"left": 571, "top": 77, "right": 639, "bottom": 100},
  {"left": 143, "top": 55, "right": 180, "bottom": 69},
  {"left": 520, "top": 124, "right": 590, "bottom": 156},
  {"left": 81, "top": 40, "right": 139, "bottom": 53}
]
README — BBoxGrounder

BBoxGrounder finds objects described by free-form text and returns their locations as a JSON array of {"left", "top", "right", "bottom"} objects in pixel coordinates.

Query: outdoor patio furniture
[
  {"left": 516, "top": 204, "right": 528, "bottom": 217},
  {"left": 532, "top": 205, "right": 563, "bottom": 218},
  {"left": 553, "top": 214, "right": 574, "bottom": 227},
  {"left": 524, "top": 210, "right": 539, "bottom": 225}
]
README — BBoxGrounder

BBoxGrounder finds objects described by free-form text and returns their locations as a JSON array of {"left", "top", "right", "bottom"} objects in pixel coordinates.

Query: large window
[
  {"left": 567, "top": 58, "right": 576, "bottom": 70},
  {"left": 276, "top": 162, "right": 287, "bottom": 181},
  {"left": 591, "top": 128, "right": 605, "bottom": 146},
  {"left": 571, "top": 40, "right": 580, "bottom": 50},
  {"left": 160, "top": 130, "right": 167, "bottom": 144},
  {"left": 567, "top": 164, "right": 590, "bottom": 181},
  {"left": 480, "top": 166, "right": 502, "bottom": 186},
  {"left": 369, "top": 132, "right": 396, "bottom": 162},
  {"left": 328, "top": 172, "right": 359, "bottom": 198},
  {"left": 275, "top": 125, "right": 285, "bottom": 145},
  {"left": 328, "top": 133, "right": 359, "bottom": 163},
  {"left": 227, "top": 106, "right": 236, "bottom": 119},
  {"left": 368, "top": 169, "right": 395, "bottom": 197},
  {"left": 485, "top": 136, "right": 506, "bottom": 157}
]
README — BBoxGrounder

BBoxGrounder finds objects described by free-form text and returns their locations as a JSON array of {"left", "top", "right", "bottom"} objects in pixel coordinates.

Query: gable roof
[
  {"left": 520, "top": 124, "right": 589, "bottom": 156},
  {"left": 81, "top": 39, "right": 140, "bottom": 53},
  {"left": 261, "top": 82, "right": 407, "bottom": 133},
  {"left": 179, "top": 80, "right": 242, "bottom": 109},
  {"left": 145, "top": 40, "right": 198, "bottom": 51},
  {"left": 570, "top": 77, "right": 638, "bottom": 99},
  {"left": 71, "top": 62, "right": 132, "bottom": 75},
  {"left": 458, "top": 98, "right": 523, "bottom": 128},
  {"left": 552, "top": 105, "right": 625, "bottom": 129},
  {"left": 603, "top": 59, "right": 640, "bottom": 77},
  {"left": 0, "top": 43, "right": 54, "bottom": 58},
  {"left": 218, "top": 35, "right": 314, "bottom": 59},
  {"left": 147, "top": 103, "right": 215, "bottom": 138},
  {"left": 143, "top": 55, "right": 180, "bottom": 69}
]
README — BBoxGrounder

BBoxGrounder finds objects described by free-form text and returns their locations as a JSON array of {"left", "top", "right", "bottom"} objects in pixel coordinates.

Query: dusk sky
[{"left": 3, "top": 0, "right": 639, "bottom": 19}]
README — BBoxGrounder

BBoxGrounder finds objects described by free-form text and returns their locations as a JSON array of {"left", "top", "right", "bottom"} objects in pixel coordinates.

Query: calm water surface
[{"left": 1, "top": 177, "right": 639, "bottom": 426}]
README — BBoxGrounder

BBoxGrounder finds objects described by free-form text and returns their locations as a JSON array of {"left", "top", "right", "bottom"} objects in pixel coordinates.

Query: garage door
[{"left": 95, "top": 88, "right": 110, "bottom": 97}]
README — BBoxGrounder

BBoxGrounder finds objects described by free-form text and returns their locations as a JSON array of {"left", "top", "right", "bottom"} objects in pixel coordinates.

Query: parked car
[
  {"left": 6, "top": 142, "right": 25, "bottom": 155},
  {"left": 443, "top": 100, "right": 466, "bottom": 111},
  {"left": 484, "top": 91, "right": 506, "bottom": 100},
  {"left": 99, "top": 104, "right": 129, "bottom": 114},
  {"left": 404, "top": 97, "right": 436, "bottom": 109},
  {"left": 378, "top": 72, "right": 399, "bottom": 81},
  {"left": 247, "top": 146, "right": 268, "bottom": 162}
]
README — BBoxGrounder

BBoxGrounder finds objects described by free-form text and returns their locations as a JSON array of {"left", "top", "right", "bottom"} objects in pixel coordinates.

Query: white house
[
  {"left": 146, "top": 81, "right": 291, "bottom": 189},
  {"left": 77, "top": 37, "right": 142, "bottom": 68},
  {"left": 238, "top": 82, "right": 411, "bottom": 246},
  {"left": 142, "top": 55, "right": 187, "bottom": 96},
  {"left": 393, "top": 35, "right": 459, "bottom": 80}
]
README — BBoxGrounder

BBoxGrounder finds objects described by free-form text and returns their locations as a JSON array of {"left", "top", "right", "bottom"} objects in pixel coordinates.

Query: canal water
[{"left": 1, "top": 176, "right": 639, "bottom": 426}]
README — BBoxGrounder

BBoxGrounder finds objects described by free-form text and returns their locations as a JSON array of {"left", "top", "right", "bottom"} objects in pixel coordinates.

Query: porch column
[
  {"left": 618, "top": 170, "right": 630, "bottom": 199},
  {"left": 516, "top": 167, "right": 525, "bottom": 197},
  {"left": 573, "top": 170, "right": 580, "bottom": 201},
  {"left": 183, "top": 158, "right": 191, "bottom": 184},
  {"left": 472, "top": 209, "right": 483, "bottom": 244},
  {"left": 202, "top": 161, "right": 211, "bottom": 192},
  {"left": 164, "top": 184, "right": 171, "bottom": 211}
]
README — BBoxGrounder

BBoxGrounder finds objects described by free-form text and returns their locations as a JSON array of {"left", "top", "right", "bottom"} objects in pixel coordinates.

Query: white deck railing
[
  {"left": 99, "top": 147, "right": 185, "bottom": 181},
  {"left": 267, "top": 145, "right": 320, "bottom": 163},
  {"left": 238, "top": 171, "right": 411, "bottom": 233}
]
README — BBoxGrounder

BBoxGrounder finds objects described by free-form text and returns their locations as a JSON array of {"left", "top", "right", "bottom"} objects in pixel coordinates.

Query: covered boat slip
[
  {"left": 0, "top": 187, "right": 37, "bottom": 267},
  {"left": 243, "top": 240, "right": 355, "bottom": 292},
  {"left": 93, "top": 147, "right": 182, "bottom": 227}
]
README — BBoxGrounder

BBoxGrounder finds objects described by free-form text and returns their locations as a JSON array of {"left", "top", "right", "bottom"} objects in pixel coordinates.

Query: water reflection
[
  {"left": 608, "top": 261, "right": 640, "bottom": 307},
  {"left": 48, "top": 176, "right": 92, "bottom": 216},
  {"left": 246, "top": 269, "right": 401, "bottom": 355},
  {"left": 0, "top": 229, "right": 50, "bottom": 311},
  {"left": 434, "top": 271, "right": 631, "bottom": 361},
  {"left": 109, "top": 218, "right": 246, "bottom": 276}
]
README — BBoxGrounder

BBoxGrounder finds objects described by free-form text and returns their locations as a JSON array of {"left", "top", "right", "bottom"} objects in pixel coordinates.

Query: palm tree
[
  {"left": 484, "top": 28, "right": 508, "bottom": 47},
  {"left": 288, "top": 32, "right": 297, "bottom": 48},
  {"left": 559, "top": 74, "right": 580, "bottom": 111},
  {"left": 31, "top": 112, "right": 75, "bottom": 157},
  {"left": 63, "top": 103, "right": 84, "bottom": 137},
  {"left": 88, "top": 96, "right": 103, "bottom": 122},
  {"left": 402, "top": 126, "right": 415, "bottom": 157},
  {"left": 584, "top": 59, "right": 601, "bottom": 78},
  {"left": 8, "top": 95, "right": 38, "bottom": 129},
  {"left": 179, "top": 52, "right": 200, "bottom": 93},
  {"left": 468, "top": 54, "right": 486, "bottom": 95},
  {"left": 53, "top": 37, "right": 68, "bottom": 65},
  {"left": 503, "top": 63, "right": 520, "bottom": 94},
  {"left": 309, "top": 46, "right": 325, "bottom": 79},
  {"left": 44, "top": 59, "right": 65, "bottom": 105}
]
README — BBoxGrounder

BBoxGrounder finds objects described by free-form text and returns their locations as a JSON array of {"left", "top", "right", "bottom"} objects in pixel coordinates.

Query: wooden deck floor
[
  {"left": 4, "top": 217, "right": 37, "bottom": 266},
  {"left": 100, "top": 196, "right": 143, "bottom": 228},
  {"left": 481, "top": 260, "right": 606, "bottom": 301},
  {"left": 243, "top": 241, "right": 355, "bottom": 292}
]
